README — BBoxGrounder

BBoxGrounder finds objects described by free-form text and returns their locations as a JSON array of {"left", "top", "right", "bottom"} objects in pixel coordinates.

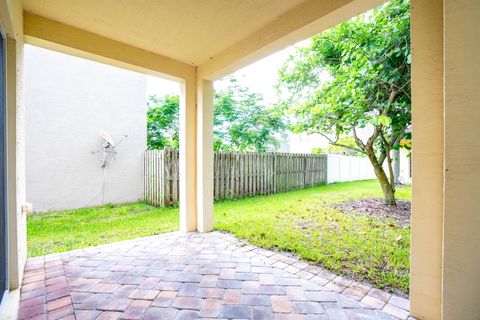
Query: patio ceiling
[
  {"left": 22, "top": 0, "right": 307, "bottom": 66},
  {"left": 21, "top": 0, "right": 386, "bottom": 80}
]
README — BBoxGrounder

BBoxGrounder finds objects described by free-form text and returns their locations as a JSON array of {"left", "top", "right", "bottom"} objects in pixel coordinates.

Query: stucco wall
[
  {"left": 24, "top": 45, "right": 147, "bottom": 212},
  {"left": 443, "top": 0, "right": 480, "bottom": 318},
  {"left": 410, "top": 1, "right": 444, "bottom": 318}
]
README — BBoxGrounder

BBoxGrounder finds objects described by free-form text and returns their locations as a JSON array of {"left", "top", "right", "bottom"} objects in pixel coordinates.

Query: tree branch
[
  {"left": 366, "top": 126, "right": 380, "bottom": 149},
  {"left": 378, "top": 135, "right": 401, "bottom": 165},
  {"left": 318, "top": 132, "right": 366, "bottom": 154},
  {"left": 352, "top": 127, "right": 366, "bottom": 151}
]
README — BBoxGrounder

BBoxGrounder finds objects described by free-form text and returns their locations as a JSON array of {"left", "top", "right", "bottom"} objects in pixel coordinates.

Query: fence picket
[{"left": 144, "top": 150, "right": 329, "bottom": 206}]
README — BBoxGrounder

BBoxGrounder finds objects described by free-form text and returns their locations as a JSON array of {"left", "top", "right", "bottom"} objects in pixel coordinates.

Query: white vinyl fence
[{"left": 327, "top": 154, "right": 376, "bottom": 183}]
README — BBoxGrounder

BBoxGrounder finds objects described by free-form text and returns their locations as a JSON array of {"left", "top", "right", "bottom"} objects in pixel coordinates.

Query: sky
[{"left": 146, "top": 43, "right": 304, "bottom": 105}]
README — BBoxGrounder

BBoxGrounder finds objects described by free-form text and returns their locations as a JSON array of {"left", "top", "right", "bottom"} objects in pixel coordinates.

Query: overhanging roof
[
  {"left": 22, "top": 0, "right": 386, "bottom": 80},
  {"left": 22, "top": 0, "right": 306, "bottom": 66}
]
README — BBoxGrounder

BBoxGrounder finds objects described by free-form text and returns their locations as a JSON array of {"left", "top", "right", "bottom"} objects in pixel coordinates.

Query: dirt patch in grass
[{"left": 336, "top": 198, "right": 411, "bottom": 226}]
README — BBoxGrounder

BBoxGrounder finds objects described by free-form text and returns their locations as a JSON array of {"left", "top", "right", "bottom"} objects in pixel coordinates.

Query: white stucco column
[
  {"left": 196, "top": 79, "right": 214, "bottom": 232},
  {"left": 179, "top": 77, "right": 197, "bottom": 232}
]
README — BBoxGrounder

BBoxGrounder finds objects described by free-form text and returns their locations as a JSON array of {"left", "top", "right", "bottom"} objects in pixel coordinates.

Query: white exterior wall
[
  {"left": 283, "top": 133, "right": 328, "bottom": 153},
  {"left": 24, "top": 45, "right": 147, "bottom": 212}
]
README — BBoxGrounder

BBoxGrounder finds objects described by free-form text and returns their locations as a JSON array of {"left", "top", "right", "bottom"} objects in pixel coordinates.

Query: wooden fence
[{"left": 144, "top": 149, "right": 327, "bottom": 207}]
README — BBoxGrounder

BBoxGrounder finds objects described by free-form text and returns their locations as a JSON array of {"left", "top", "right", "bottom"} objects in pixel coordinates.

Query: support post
[
  {"left": 443, "top": 0, "right": 480, "bottom": 318},
  {"left": 178, "top": 77, "right": 197, "bottom": 232},
  {"left": 6, "top": 37, "right": 26, "bottom": 290},
  {"left": 410, "top": 0, "right": 444, "bottom": 318},
  {"left": 196, "top": 79, "right": 214, "bottom": 232}
]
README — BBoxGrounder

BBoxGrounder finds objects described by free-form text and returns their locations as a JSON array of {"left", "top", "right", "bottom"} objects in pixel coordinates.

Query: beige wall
[
  {"left": 410, "top": 0, "right": 480, "bottom": 319},
  {"left": 24, "top": 45, "right": 147, "bottom": 212},
  {"left": 443, "top": 0, "right": 480, "bottom": 318}
]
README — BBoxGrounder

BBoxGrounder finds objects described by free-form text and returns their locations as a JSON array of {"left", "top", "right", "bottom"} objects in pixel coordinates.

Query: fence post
[
  {"left": 273, "top": 153, "right": 277, "bottom": 194},
  {"left": 303, "top": 156, "right": 307, "bottom": 188}
]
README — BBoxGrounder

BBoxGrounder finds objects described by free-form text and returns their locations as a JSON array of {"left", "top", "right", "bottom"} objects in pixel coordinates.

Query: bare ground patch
[{"left": 336, "top": 198, "right": 411, "bottom": 226}]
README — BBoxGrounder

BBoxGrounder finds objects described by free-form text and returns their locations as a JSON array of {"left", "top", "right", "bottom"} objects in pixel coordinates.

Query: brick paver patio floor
[{"left": 18, "top": 231, "right": 413, "bottom": 320}]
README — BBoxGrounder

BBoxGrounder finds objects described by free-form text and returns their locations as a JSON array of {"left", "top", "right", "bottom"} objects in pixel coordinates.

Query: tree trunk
[
  {"left": 379, "top": 177, "right": 396, "bottom": 205},
  {"left": 366, "top": 149, "right": 396, "bottom": 206}
]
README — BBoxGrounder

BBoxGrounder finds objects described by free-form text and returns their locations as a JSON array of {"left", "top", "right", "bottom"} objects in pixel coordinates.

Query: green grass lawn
[
  {"left": 27, "top": 202, "right": 179, "bottom": 257},
  {"left": 215, "top": 180, "right": 411, "bottom": 293},
  {"left": 27, "top": 179, "right": 411, "bottom": 293}
]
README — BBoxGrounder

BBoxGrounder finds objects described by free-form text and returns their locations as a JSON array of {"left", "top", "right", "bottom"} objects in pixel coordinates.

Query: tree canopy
[
  {"left": 213, "top": 78, "right": 284, "bottom": 152},
  {"left": 147, "top": 78, "right": 285, "bottom": 152},
  {"left": 147, "top": 95, "right": 179, "bottom": 150},
  {"left": 277, "top": 0, "right": 411, "bottom": 204}
]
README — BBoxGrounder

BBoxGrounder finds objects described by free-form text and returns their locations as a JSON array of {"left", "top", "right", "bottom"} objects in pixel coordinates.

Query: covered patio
[
  {"left": 18, "top": 232, "right": 409, "bottom": 320},
  {"left": 1, "top": 0, "right": 479, "bottom": 319}
]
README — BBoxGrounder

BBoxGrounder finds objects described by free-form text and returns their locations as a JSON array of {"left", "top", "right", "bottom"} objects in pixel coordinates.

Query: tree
[
  {"left": 277, "top": 0, "right": 411, "bottom": 205},
  {"left": 146, "top": 78, "right": 285, "bottom": 152},
  {"left": 147, "top": 95, "right": 179, "bottom": 149},
  {"left": 213, "top": 78, "right": 284, "bottom": 152}
]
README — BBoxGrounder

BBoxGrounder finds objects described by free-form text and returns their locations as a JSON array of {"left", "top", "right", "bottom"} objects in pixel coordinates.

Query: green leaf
[{"left": 377, "top": 115, "right": 392, "bottom": 127}]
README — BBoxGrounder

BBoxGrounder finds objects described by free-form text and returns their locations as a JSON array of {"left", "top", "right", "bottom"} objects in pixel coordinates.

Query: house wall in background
[
  {"left": 24, "top": 45, "right": 147, "bottom": 212},
  {"left": 399, "top": 149, "right": 411, "bottom": 183},
  {"left": 281, "top": 133, "right": 328, "bottom": 153}
]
